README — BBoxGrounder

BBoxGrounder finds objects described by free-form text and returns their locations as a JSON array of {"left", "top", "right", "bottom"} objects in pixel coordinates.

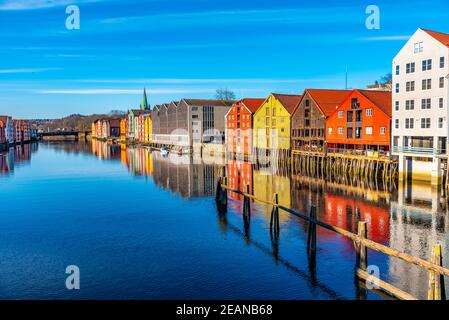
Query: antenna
[{"left": 345, "top": 65, "right": 348, "bottom": 90}]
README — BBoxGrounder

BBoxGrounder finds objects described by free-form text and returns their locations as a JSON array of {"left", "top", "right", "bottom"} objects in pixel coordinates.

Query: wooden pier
[
  {"left": 291, "top": 150, "right": 399, "bottom": 184},
  {"left": 215, "top": 176, "right": 448, "bottom": 300}
]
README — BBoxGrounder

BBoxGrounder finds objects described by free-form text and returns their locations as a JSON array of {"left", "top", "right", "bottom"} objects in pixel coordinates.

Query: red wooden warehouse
[{"left": 326, "top": 90, "right": 392, "bottom": 156}]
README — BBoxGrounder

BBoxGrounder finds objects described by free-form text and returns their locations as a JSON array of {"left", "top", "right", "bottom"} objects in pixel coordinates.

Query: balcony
[{"left": 392, "top": 146, "right": 446, "bottom": 155}]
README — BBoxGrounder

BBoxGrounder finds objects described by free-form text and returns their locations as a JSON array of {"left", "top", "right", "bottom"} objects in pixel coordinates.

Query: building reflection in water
[
  {"left": 8, "top": 140, "right": 445, "bottom": 300},
  {"left": 96, "top": 141, "right": 223, "bottom": 199},
  {"left": 389, "top": 179, "right": 449, "bottom": 299},
  {"left": 0, "top": 142, "right": 37, "bottom": 176}
]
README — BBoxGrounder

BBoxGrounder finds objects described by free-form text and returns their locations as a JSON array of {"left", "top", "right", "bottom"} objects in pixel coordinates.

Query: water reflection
[
  {"left": 3, "top": 140, "right": 449, "bottom": 299},
  {"left": 0, "top": 143, "right": 37, "bottom": 175},
  {"left": 89, "top": 141, "right": 449, "bottom": 299}
]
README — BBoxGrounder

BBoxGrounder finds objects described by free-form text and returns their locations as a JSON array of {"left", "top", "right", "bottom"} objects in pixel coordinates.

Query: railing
[
  {"left": 392, "top": 146, "right": 446, "bottom": 155},
  {"left": 326, "top": 148, "right": 389, "bottom": 158},
  {"left": 215, "top": 177, "right": 448, "bottom": 300}
]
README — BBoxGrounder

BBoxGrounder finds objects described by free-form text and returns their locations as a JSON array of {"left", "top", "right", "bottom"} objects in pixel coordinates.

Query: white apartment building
[{"left": 392, "top": 28, "right": 449, "bottom": 185}]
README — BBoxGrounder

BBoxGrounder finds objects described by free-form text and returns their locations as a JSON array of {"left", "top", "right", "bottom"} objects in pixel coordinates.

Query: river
[{"left": 0, "top": 141, "right": 447, "bottom": 300}]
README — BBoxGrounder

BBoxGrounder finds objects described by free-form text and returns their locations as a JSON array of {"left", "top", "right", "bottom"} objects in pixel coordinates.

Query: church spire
[{"left": 141, "top": 88, "right": 149, "bottom": 110}]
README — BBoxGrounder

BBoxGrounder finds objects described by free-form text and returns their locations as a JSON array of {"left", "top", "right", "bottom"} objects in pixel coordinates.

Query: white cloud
[
  {"left": 0, "top": 0, "right": 106, "bottom": 10},
  {"left": 34, "top": 88, "right": 221, "bottom": 95},
  {"left": 0, "top": 68, "right": 61, "bottom": 74},
  {"left": 359, "top": 35, "right": 410, "bottom": 41},
  {"left": 73, "top": 78, "right": 331, "bottom": 84}
]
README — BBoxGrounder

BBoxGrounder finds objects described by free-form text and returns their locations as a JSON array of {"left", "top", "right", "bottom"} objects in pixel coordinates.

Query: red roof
[
  {"left": 358, "top": 90, "right": 392, "bottom": 117},
  {"left": 240, "top": 98, "right": 265, "bottom": 113},
  {"left": 422, "top": 29, "right": 449, "bottom": 48},
  {"left": 305, "top": 89, "right": 352, "bottom": 117},
  {"left": 272, "top": 94, "right": 303, "bottom": 114}
]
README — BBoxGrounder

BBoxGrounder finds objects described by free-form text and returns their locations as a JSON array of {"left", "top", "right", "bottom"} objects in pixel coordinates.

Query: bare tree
[
  {"left": 215, "top": 88, "right": 236, "bottom": 101},
  {"left": 380, "top": 73, "right": 392, "bottom": 90}
]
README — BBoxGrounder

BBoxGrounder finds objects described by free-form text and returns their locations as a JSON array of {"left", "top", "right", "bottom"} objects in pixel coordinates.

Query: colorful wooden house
[
  {"left": 291, "top": 89, "right": 351, "bottom": 155},
  {"left": 144, "top": 113, "right": 152, "bottom": 143},
  {"left": 326, "top": 90, "right": 392, "bottom": 156},
  {"left": 225, "top": 98, "right": 265, "bottom": 156},
  {"left": 0, "top": 120, "right": 6, "bottom": 147},
  {"left": 253, "top": 93, "right": 302, "bottom": 155},
  {"left": 120, "top": 118, "right": 128, "bottom": 142}
]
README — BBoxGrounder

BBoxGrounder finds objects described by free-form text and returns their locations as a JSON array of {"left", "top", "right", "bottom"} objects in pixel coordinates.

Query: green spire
[{"left": 141, "top": 88, "right": 149, "bottom": 110}]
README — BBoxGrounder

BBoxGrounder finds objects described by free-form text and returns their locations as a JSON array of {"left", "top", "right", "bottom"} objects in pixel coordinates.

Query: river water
[{"left": 0, "top": 141, "right": 447, "bottom": 300}]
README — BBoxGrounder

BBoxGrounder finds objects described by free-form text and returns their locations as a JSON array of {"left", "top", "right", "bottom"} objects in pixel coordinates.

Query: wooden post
[
  {"left": 243, "top": 184, "right": 251, "bottom": 220},
  {"left": 356, "top": 221, "right": 368, "bottom": 271},
  {"left": 215, "top": 176, "right": 222, "bottom": 202},
  {"left": 270, "top": 193, "right": 280, "bottom": 239},
  {"left": 428, "top": 244, "right": 446, "bottom": 300},
  {"left": 307, "top": 206, "right": 317, "bottom": 256}
]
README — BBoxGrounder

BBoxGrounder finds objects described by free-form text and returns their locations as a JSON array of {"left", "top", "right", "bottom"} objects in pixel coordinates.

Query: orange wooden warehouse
[
  {"left": 225, "top": 98, "right": 265, "bottom": 156},
  {"left": 325, "top": 90, "right": 392, "bottom": 155}
]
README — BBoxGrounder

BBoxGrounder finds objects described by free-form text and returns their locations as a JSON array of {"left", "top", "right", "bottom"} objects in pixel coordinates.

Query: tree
[
  {"left": 215, "top": 88, "right": 236, "bottom": 101},
  {"left": 379, "top": 73, "right": 392, "bottom": 90}
]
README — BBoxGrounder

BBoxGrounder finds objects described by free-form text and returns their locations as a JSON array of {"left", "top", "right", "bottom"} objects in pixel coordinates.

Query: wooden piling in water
[
  {"left": 270, "top": 193, "right": 280, "bottom": 240},
  {"left": 356, "top": 221, "right": 368, "bottom": 271},
  {"left": 307, "top": 206, "right": 317, "bottom": 257},
  {"left": 428, "top": 244, "right": 446, "bottom": 300}
]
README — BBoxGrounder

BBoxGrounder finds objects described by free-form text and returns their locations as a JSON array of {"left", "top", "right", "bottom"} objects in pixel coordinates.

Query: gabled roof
[
  {"left": 303, "top": 89, "right": 352, "bottom": 117},
  {"left": 182, "top": 99, "right": 235, "bottom": 107},
  {"left": 241, "top": 98, "right": 265, "bottom": 113},
  {"left": 422, "top": 29, "right": 449, "bottom": 48},
  {"left": 358, "top": 90, "right": 392, "bottom": 117},
  {"left": 272, "top": 93, "right": 303, "bottom": 114}
]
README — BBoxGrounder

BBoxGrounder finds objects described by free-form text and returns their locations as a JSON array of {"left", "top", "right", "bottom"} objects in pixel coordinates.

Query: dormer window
[{"left": 414, "top": 42, "right": 423, "bottom": 54}]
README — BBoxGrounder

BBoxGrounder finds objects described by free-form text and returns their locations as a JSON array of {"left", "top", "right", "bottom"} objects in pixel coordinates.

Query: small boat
[{"left": 161, "top": 146, "right": 169, "bottom": 156}]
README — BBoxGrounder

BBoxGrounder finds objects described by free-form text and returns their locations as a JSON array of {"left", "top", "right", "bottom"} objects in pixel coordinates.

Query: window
[
  {"left": 192, "top": 107, "right": 198, "bottom": 111},
  {"left": 338, "top": 111, "right": 344, "bottom": 118},
  {"left": 405, "top": 118, "right": 414, "bottom": 129},
  {"left": 405, "top": 100, "right": 415, "bottom": 110},
  {"left": 414, "top": 42, "right": 423, "bottom": 53},
  {"left": 365, "top": 127, "right": 373, "bottom": 135},
  {"left": 351, "top": 98, "right": 359, "bottom": 109},
  {"left": 328, "top": 127, "right": 333, "bottom": 134},
  {"left": 406, "top": 81, "right": 415, "bottom": 92},
  {"left": 305, "top": 100, "right": 310, "bottom": 107},
  {"left": 395, "top": 119, "right": 399, "bottom": 129},
  {"left": 440, "top": 98, "right": 444, "bottom": 109},
  {"left": 380, "top": 127, "right": 386, "bottom": 135},
  {"left": 406, "top": 62, "right": 415, "bottom": 73},
  {"left": 395, "top": 83, "right": 399, "bottom": 93},
  {"left": 272, "top": 108, "right": 276, "bottom": 116},
  {"left": 439, "top": 117, "right": 444, "bottom": 129},
  {"left": 338, "top": 127, "right": 344, "bottom": 135},
  {"left": 440, "top": 77, "right": 445, "bottom": 88},
  {"left": 366, "top": 109, "right": 373, "bottom": 117},
  {"left": 395, "top": 65, "right": 400, "bottom": 75},
  {"left": 440, "top": 57, "right": 445, "bottom": 68},
  {"left": 421, "top": 118, "right": 431, "bottom": 129},
  {"left": 421, "top": 98, "right": 431, "bottom": 109},
  {"left": 395, "top": 101, "right": 399, "bottom": 111},
  {"left": 422, "top": 79, "right": 431, "bottom": 90},
  {"left": 422, "top": 59, "right": 432, "bottom": 71}
]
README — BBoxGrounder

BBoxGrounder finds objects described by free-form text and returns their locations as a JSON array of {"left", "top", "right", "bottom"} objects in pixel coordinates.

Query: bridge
[{"left": 37, "top": 131, "right": 91, "bottom": 140}]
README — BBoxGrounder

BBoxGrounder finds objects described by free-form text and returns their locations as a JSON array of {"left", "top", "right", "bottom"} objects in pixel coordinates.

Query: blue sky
[{"left": 1, "top": 0, "right": 449, "bottom": 119}]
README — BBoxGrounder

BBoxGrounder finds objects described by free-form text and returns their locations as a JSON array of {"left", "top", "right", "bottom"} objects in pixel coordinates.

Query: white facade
[
  {"left": 392, "top": 28, "right": 449, "bottom": 184},
  {"left": 5, "top": 117, "right": 14, "bottom": 144}
]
